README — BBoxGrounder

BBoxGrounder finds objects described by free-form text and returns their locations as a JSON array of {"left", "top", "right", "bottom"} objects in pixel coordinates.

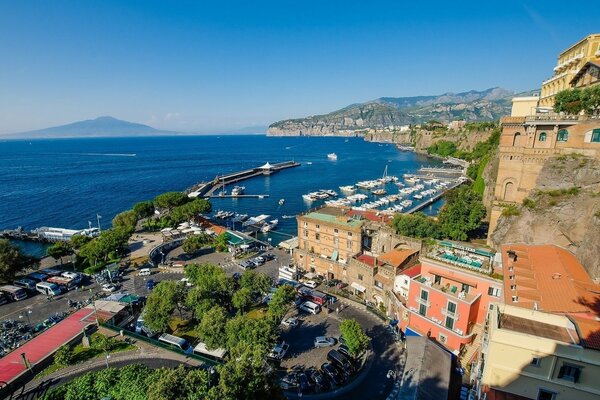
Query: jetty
[
  {"left": 403, "top": 178, "right": 466, "bottom": 214},
  {"left": 418, "top": 166, "right": 464, "bottom": 175},
  {"left": 187, "top": 161, "right": 300, "bottom": 198}
]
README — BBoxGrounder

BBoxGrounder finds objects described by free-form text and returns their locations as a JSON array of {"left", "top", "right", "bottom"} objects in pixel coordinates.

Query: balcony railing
[
  {"left": 442, "top": 307, "right": 459, "bottom": 319},
  {"left": 414, "top": 296, "right": 430, "bottom": 307}
]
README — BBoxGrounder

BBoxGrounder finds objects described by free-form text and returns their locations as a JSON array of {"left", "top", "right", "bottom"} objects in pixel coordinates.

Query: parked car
[
  {"left": 102, "top": 283, "right": 118, "bottom": 292},
  {"left": 239, "top": 261, "right": 255, "bottom": 270},
  {"left": 232, "top": 272, "right": 241, "bottom": 280},
  {"left": 320, "top": 363, "right": 343, "bottom": 386},
  {"left": 138, "top": 268, "right": 152, "bottom": 276},
  {"left": 146, "top": 279, "right": 155, "bottom": 290},
  {"left": 268, "top": 341, "right": 290, "bottom": 360},
  {"left": 338, "top": 335, "right": 346, "bottom": 346},
  {"left": 303, "top": 280, "right": 318, "bottom": 289},
  {"left": 280, "top": 372, "right": 299, "bottom": 390},
  {"left": 281, "top": 317, "right": 299, "bottom": 328},
  {"left": 325, "top": 279, "right": 341, "bottom": 288},
  {"left": 308, "top": 368, "right": 329, "bottom": 390},
  {"left": 314, "top": 336, "right": 336, "bottom": 348},
  {"left": 337, "top": 344, "right": 355, "bottom": 361},
  {"left": 327, "top": 349, "right": 353, "bottom": 375},
  {"left": 297, "top": 371, "right": 312, "bottom": 392},
  {"left": 262, "top": 253, "right": 275, "bottom": 261}
]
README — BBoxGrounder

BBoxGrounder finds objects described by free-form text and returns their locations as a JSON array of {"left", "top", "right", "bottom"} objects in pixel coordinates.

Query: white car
[
  {"left": 303, "top": 280, "right": 318, "bottom": 289},
  {"left": 102, "top": 283, "right": 118, "bottom": 293},
  {"left": 180, "top": 277, "right": 193, "bottom": 287},
  {"left": 281, "top": 317, "right": 299, "bottom": 328},
  {"left": 268, "top": 341, "right": 290, "bottom": 360},
  {"left": 314, "top": 336, "right": 336, "bottom": 348}
]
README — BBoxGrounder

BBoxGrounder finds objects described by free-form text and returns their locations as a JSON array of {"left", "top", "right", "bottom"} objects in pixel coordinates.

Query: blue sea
[{"left": 0, "top": 135, "right": 444, "bottom": 256}]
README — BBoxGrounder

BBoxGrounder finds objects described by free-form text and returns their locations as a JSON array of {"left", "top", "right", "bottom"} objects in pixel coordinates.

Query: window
[
  {"left": 304, "top": 222, "right": 308, "bottom": 227},
  {"left": 420, "top": 290, "right": 429, "bottom": 301},
  {"left": 418, "top": 303, "right": 427, "bottom": 316},
  {"left": 374, "top": 280, "right": 383, "bottom": 289},
  {"left": 558, "top": 364, "right": 582, "bottom": 382},
  {"left": 445, "top": 316, "right": 454, "bottom": 330},
  {"left": 537, "top": 389, "right": 557, "bottom": 400},
  {"left": 304, "top": 229, "right": 308, "bottom": 238},
  {"left": 511, "top": 295, "right": 519, "bottom": 302},
  {"left": 510, "top": 284, "right": 516, "bottom": 290},
  {"left": 434, "top": 275, "right": 441, "bottom": 285},
  {"left": 333, "top": 237, "right": 338, "bottom": 245},
  {"left": 348, "top": 232, "right": 352, "bottom": 237},
  {"left": 447, "top": 301, "right": 457, "bottom": 315},
  {"left": 357, "top": 274, "right": 363, "bottom": 281},
  {"left": 334, "top": 228, "right": 338, "bottom": 234},
  {"left": 557, "top": 129, "right": 569, "bottom": 142},
  {"left": 592, "top": 129, "right": 600, "bottom": 143},
  {"left": 488, "top": 287, "right": 501, "bottom": 297},
  {"left": 539, "top": 132, "right": 547, "bottom": 142},
  {"left": 347, "top": 240, "right": 353, "bottom": 250},
  {"left": 531, "top": 357, "right": 541, "bottom": 367},
  {"left": 315, "top": 224, "right": 320, "bottom": 229},
  {"left": 315, "top": 233, "right": 320, "bottom": 240},
  {"left": 461, "top": 283, "right": 470, "bottom": 294}
]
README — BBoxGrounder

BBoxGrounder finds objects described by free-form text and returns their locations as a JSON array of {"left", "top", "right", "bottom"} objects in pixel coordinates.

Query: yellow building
[
  {"left": 539, "top": 34, "right": 600, "bottom": 108},
  {"left": 478, "top": 303, "right": 600, "bottom": 400}
]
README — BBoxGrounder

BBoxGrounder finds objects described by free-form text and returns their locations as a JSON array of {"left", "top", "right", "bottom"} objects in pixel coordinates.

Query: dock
[
  {"left": 418, "top": 166, "right": 464, "bottom": 174},
  {"left": 187, "top": 161, "right": 300, "bottom": 198},
  {"left": 403, "top": 179, "right": 466, "bottom": 214},
  {"left": 209, "top": 194, "right": 270, "bottom": 199},
  {"left": 0, "top": 228, "right": 45, "bottom": 242}
]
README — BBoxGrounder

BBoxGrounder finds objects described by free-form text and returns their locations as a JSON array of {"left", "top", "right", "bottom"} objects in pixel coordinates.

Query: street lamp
[
  {"left": 105, "top": 353, "right": 110, "bottom": 368},
  {"left": 19, "top": 309, "right": 32, "bottom": 326}
]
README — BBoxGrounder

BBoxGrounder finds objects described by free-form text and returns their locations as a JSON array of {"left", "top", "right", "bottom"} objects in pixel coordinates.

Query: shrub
[
  {"left": 501, "top": 205, "right": 520, "bottom": 217},
  {"left": 522, "top": 198, "right": 536, "bottom": 209},
  {"left": 54, "top": 345, "right": 74, "bottom": 367}
]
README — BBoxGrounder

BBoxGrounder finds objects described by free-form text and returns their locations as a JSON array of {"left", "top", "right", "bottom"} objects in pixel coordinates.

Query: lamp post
[
  {"left": 19, "top": 309, "right": 32, "bottom": 326},
  {"left": 105, "top": 353, "right": 110, "bottom": 368}
]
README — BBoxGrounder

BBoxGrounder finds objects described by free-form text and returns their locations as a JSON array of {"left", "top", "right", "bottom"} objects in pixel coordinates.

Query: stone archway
[
  {"left": 512, "top": 132, "right": 522, "bottom": 146},
  {"left": 503, "top": 181, "right": 515, "bottom": 201}
]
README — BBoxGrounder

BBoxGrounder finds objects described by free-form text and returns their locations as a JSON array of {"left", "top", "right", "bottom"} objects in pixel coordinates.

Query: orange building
[{"left": 397, "top": 240, "right": 502, "bottom": 360}]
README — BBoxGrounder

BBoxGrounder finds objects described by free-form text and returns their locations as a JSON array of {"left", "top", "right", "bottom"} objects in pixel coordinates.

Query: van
[
  {"left": 0, "top": 285, "right": 28, "bottom": 301},
  {"left": 27, "top": 272, "right": 49, "bottom": 283},
  {"left": 61, "top": 271, "right": 82, "bottom": 284},
  {"left": 14, "top": 278, "right": 37, "bottom": 292},
  {"left": 299, "top": 301, "right": 321, "bottom": 315},
  {"left": 36, "top": 282, "right": 61, "bottom": 297},
  {"left": 139, "top": 268, "right": 151, "bottom": 276},
  {"left": 158, "top": 333, "right": 193, "bottom": 354}
]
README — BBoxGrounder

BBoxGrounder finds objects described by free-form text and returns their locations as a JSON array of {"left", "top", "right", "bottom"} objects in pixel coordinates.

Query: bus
[
  {"left": 193, "top": 341, "right": 227, "bottom": 362},
  {"left": 158, "top": 334, "right": 193, "bottom": 354},
  {"left": 47, "top": 276, "right": 76, "bottom": 292},
  {"left": 0, "top": 285, "right": 28, "bottom": 301}
]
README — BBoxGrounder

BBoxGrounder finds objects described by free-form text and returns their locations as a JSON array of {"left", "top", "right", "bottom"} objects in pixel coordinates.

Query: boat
[
  {"left": 278, "top": 199, "right": 285, "bottom": 205},
  {"left": 339, "top": 185, "right": 356, "bottom": 194},
  {"left": 397, "top": 145, "right": 415, "bottom": 151},
  {"left": 302, "top": 193, "right": 317, "bottom": 202},
  {"left": 320, "top": 189, "right": 338, "bottom": 197},
  {"left": 218, "top": 188, "right": 227, "bottom": 196},
  {"left": 327, "top": 153, "right": 338, "bottom": 161},
  {"left": 232, "top": 213, "right": 249, "bottom": 222},
  {"left": 282, "top": 215, "right": 295, "bottom": 219},
  {"left": 231, "top": 186, "right": 245, "bottom": 196},
  {"left": 413, "top": 194, "right": 423, "bottom": 200},
  {"left": 307, "top": 161, "right": 313, "bottom": 165},
  {"left": 372, "top": 189, "right": 387, "bottom": 196},
  {"left": 215, "top": 210, "right": 234, "bottom": 219},
  {"left": 261, "top": 219, "right": 279, "bottom": 232},
  {"left": 243, "top": 214, "right": 270, "bottom": 227}
]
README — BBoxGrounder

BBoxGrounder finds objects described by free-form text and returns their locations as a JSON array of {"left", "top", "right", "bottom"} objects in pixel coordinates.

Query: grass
[
  {"left": 36, "top": 333, "right": 135, "bottom": 378},
  {"left": 522, "top": 198, "right": 536, "bottom": 209},
  {"left": 501, "top": 204, "right": 520, "bottom": 217},
  {"left": 246, "top": 305, "right": 269, "bottom": 320},
  {"left": 170, "top": 317, "right": 202, "bottom": 343}
]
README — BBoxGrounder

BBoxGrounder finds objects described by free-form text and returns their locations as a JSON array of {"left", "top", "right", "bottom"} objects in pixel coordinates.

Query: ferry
[
  {"left": 243, "top": 214, "right": 270, "bottom": 227},
  {"left": 327, "top": 153, "right": 338, "bottom": 161},
  {"left": 231, "top": 186, "right": 245, "bottom": 196}
]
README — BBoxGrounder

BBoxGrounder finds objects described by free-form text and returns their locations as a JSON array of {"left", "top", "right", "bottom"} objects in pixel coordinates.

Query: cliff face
[
  {"left": 491, "top": 155, "right": 600, "bottom": 279},
  {"left": 268, "top": 88, "right": 525, "bottom": 136}
]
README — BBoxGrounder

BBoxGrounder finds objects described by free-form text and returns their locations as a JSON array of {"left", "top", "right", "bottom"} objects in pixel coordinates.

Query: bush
[
  {"left": 54, "top": 345, "right": 74, "bottom": 367},
  {"left": 340, "top": 319, "right": 369, "bottom": 357},
  {"left": 522, "top": 198, "right": 536, "bottom": 209},
  {"left": 427, "top": 140, "right": 457, "bottom": 157},
  {"left": 501, "top": 204, "right": 520, "bottom": 217}
]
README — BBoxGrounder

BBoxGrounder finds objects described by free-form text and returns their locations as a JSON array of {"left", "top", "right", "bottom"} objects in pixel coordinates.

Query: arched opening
[
  {"left": 503, "top": 182, "right": 515, "bottom": 201},
  {"left": 512, "top": 132, "right": 521, "bottom": 146},
  {"left": 557, "top": 129, "right": 569, "bottom": 142},
  {"left": 538, "top": 132, "right": 547, "bottom": 142}
]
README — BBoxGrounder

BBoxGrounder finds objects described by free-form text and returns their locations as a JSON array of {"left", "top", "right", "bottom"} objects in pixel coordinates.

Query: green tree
[
  {"left": 391, "top": 212, "right": 441, "bottom": 239},
  {"left": 0, "top": 239, "right": 36, "bottom": 283},
  {"left": 437, "top": 186, "right": 486, "bottom": 241},
  {"left": 268, "top": 284, "right": 296, "bottom": 320},
  {"left": 554, "top": 88, "right": 584, "bottom": 114},
  {"left": 47, "top": 241, "right": 73, "bottom": 265},
  {"left": 144, "top": 281, "right": 179, "bottom": 333},
  {"left": 213, "top": 232, "right": 229, "bottom": 252},
  {"left": 70, "top": 234, "right": 91, "bottom": 250},
  {"left": 92, "top": 334, "right": 117, "bottom": 353},
  {"left": 110, "top": 364, "right": 154, "bottom": 400},
  {"left": 146, "top": 365, "right": 212, "bottom": 400},
  {"left": 185, "top": 263, "right": 234, "bottom": 309},
  {"left": 154, "top": 191, "right": 189, "bottom": 211},
  {"left": 427, "top": 140, "right": 457, "bottom": 157},
  {"left": 182, "top": 233, "right": 212, "bottom": 254},
  {"left": 78, "top": 227, "right": 132, "bottom": 268},
  {"left": 112, "top": 209, "right": 139, "bottom": 231},
  {"left": 53, "top": 344, "right": 73, "bottom": 367},
  {"left": 133, "top": 200, "right": 155, "bottom": 219},
  {"left": 232, "top": 287, "right": 254, "bottom": 313},
  {"left": 239, "top": 270, "right": 272, "bottom": 295},
  {"left": 225, "top": 314, "right": 278, "bottom": 353},
  {"left": 197, "top": 305, "right": 229, "bottom": 350},
  {"left": 339, "top": 319, "right": 370, "bottom": 357}
]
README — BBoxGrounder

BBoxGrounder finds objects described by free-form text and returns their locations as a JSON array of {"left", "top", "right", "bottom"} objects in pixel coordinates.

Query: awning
[{"left": 351, "top": 282, "right": 366, "bottom": 293}]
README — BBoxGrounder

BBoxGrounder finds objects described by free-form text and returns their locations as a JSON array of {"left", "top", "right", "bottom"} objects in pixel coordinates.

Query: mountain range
[{"left": 268, "top": 87, "right": 535, "bottom": 136}]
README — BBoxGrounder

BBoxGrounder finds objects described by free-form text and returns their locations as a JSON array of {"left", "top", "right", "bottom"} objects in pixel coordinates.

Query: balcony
[
  {"left": 413, "top": 276, "right": 481, "bottom": 304},
  {"left": 414, "top": 296, "right": 430, "bottom": 307},
  {"left": 406, "top": 306, "right": 473, "bottom": 339},
  {"left": 442, "top": 307, "right": 459, "bottom": 319}
]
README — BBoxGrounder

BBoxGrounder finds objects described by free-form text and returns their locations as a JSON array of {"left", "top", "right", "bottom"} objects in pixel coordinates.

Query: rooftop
[
  {"left": 424, "top": 240, "right": 494, "bottom": 275},
  {"left": 355, "top": 253, "right": 383, "bottom": 268},
  {"left": 400, "top": 264, "right": 422, "bottom": 278},
  {"left": 301, "top": 206, "right": 364, "bottom": 229},
  {"left": 378, "top": 249, "right": 418, "bottom": 268},
  {"left": 499, "top": 313, "right": 579, "bottom": 345}
]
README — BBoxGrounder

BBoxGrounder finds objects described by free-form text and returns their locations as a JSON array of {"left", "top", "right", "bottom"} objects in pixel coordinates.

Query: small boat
[
  {"left": 278, "top": 199, "right": 285, "bottom": 205},
  {"left": 302, "top": 193, "right": 317, "bottom": 202},
  {"left": 339, "top": 185, "right": 356, "bottom": 194},
  {"left": 231, "top": 186, "right": 245, "bottom": 196},
  {"left": 261, "top": 219, "right": 279, "bottom": 232},
  {"left": 282, "top": 215, "right": 295, "bottom": 219},
  {"left": 413, "top": 194, "right": 423, "bottom": 200},
  {"left": 307, "top": 161, "right": 313, "bottom": 165},
  {"left": 232, "top": 213, "right": 249, "bottom": 222},
  {"left": 327, "top": 153, "right": 338, "bottom": 161},
  {"left": 320, "top": 189, "right": 338, "bottom": 197},
  {"left": 372, "top": 189, "right": 387, "bottom": 196}
]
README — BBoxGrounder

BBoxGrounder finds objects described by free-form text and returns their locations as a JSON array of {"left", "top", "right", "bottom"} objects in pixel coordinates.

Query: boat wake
[{"left": 78, "top": 153, "right": 137, "bottom": 157}]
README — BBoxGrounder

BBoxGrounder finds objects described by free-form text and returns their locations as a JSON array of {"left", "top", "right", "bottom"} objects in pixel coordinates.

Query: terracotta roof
[
  {"left": 346, "top": 209, "right": 392, "bottom": 223},
  {"left": 400, "top": 264, "right": 422, "bottom": 278},
  {"left": 374, "top": 273, "right": 392, "bottom": 287},
  {"left": 378, "top": 249, "right": 417, "bottom": 268},
  {"left": 501, "top": 244, "right": 600, "bottom": 316},
  {"left": 355, "top": 254, "right": 383, "bottom": 268},
  {"left": 569, "top": 315, "right": 600, "bottom": 351}
]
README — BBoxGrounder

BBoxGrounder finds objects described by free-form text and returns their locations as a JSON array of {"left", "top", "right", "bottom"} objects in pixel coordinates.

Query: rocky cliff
[
  {"left": 491, "top": 155, "right": 600, "bottom": 279},
  {"left": 268, "top": 88, "right": 527, "bottom": 136}
]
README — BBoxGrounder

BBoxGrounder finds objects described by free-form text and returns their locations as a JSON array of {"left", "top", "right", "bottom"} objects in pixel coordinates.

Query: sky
[{"left": 0, "top": 0, "right": 598, "bottom": 134}]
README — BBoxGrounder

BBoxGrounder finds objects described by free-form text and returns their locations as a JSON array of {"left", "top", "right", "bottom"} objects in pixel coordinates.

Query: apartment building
[{"left": 397, "top": 240, "right": 502, "bottom": 359}]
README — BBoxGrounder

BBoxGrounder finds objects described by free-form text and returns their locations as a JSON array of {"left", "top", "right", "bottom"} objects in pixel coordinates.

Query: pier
[
  {"left": 0, "top": 228, "right": 45, "bottom": 242},
  {"left": 403, "top": 179, "right": 466, "bottom": 214},
  {"left": 418, "top": 166, "right": 464, "bottom": 174},
  {"left": 209, "top": 194, "right": 270, "bottom": 199},
  {"left": 187, "top": 161, "right": 300, "bottom": 198}
]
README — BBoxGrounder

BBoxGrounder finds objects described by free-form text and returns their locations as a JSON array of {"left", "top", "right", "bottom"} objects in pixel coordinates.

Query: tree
[
  {"left": 339, "top": 319, "right": 370, "bottom": 357},
  {"left": 47, "top": 241, "right": 73, "bottom": 265},
  {"left": 391, "top": 212, "right": 441, "bottom": 239},
  {"left": 144, "top": 281, "right": 178, "bottom": 333},
  {"left": 153, "top": 191, "right": 189, "bottom": 211},
  {"left": 268, "top": 284, "right": 296, "bottom": 320},
  {"left": 133, "top": 200, "right": 155, "bottom": 219},
  {"left": 225, "top": 314, "right": 278, "bottom": 353},
  {"left": 427, "top": 140, "right": 457, "bottom": 157},
  {"left": 213, "top": 232, "right": 229, "bottom": 252},
  {"left": 78, "top": 227, "right": 132, "bottom": 268},
  {"left": 0, "top": 239, "right": 36, "bottom": 283},
  {"left": 112, "top": 210, "right": 138, "bottom": 231},
  {"left": 197, "top": 305, "right": 229, "bottom": 350},
  {"left": 437, "top": 186, "right": 486, "bottom": 241},
  {"left": 554, "top": 88, "right": 584, "bottom": 114},
  {"left": 92, "top": 334, "right": 118, "bottom": 353},
  {"left": 182, "top": 233, "right": 212, "bottom": 254},
  {"left": 232, "top": 287, "right": 254, "bottom": 313},
  {"left": 53, "top": 344, "right": 73, "bottom": 366},
  {"left": 185, "top": 264, "right": 234, "bottom": 308},
  {"left": 239, "top": 271, "right": 272, "bottom": 295},
  {"left": 70, "top": 234, "right": 91, "bottom": 250}
]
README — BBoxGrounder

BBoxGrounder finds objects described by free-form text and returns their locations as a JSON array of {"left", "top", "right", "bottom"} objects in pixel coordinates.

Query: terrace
[
  {"left": 423, "top": 240, "right": 494, "bottom": 275},
  {"left": 413, "top": 275, "right": 481, "bottom": 304}
]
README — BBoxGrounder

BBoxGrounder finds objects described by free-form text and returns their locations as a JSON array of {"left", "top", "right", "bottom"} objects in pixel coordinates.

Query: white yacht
[
  {"left": 231, "top": 186, "right": 245, "bottom": 196},
  {"left": 339, "top": 185, "right": 356, "bottom": 194},
  {"left": 327, "top": 153, "right": 338, "bottom": 160},
  {"left": 261, "top": 219, "right": 279, "bottom": 232}
]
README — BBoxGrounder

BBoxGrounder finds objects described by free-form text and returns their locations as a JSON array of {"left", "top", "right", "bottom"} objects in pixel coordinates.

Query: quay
[
  {"left": 187, "top": 161, "right": 300, "bottom": 198},
  {"left": 403, "top": 179, "right": 466, "bottom": 214},
  {"left": 209, "top": 194, "right": 270, "bottom": 199},
  {"left": 0, "top": 228, "right": 45, "bottom": 242},
  {"left": 418, "top": 166, "right": 464, "bottom": 174}
]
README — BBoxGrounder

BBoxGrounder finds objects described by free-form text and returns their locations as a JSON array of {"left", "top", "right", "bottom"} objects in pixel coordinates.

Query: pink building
[{"left": 397, "top": 241, "right": 502, "bottom": 361}]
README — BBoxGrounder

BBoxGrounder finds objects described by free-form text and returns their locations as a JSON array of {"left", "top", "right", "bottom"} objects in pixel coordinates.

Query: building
[
  {"left": 397, "top": 240, "right": 502, "bottom": 362},
  {"left": 478, "top": 303, "right": 600, "bottom": 400},
  {"left": 475, "top": 244, "right": 600, "bottom": 400},
  {"left": 569, "top": 61, "right": 600, "bottom": 89},
  {"left": 510, "top": 95, "right": 541, "bottom": 117},
  {"left": 448, "top": 120, "right": 467, "bottom": 131},
  {"left": 34, "top": 226, "right": 99, "bottom": 242},
  {"left": 487, "top": 114, "right": 600, "bottom": 242},
  {"left": 540, "top": 33, "right": 600, "bottom": 108}
]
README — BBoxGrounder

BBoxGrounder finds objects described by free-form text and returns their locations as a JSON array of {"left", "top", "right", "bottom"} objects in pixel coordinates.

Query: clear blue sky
[{"left": 0, "top": 0, "right": 598, "bottom": 134}]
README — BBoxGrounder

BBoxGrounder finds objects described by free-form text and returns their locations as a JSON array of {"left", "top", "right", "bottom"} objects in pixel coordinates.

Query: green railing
[{"left": 100, "top": 323, "right": 220, "bottom": 366}]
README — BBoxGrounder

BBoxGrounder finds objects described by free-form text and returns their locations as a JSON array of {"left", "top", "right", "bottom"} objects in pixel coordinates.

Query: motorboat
[
  {"left": 320, "top": 189, "right": 338, "bottom": 197},
  {"left": 372, "top": 189, "right": 387, "bottom": 196},
  {"left": 327, "top": 153, "right": 338, "bottom": 160},
  {"left": 278, "top": 199, "right": 285, "bottom": 205},
  {"left": 262, "top": 219, "right": 279, "bottom": 232},
  {"left": 339, "top": 185, "right": 356, "bottom": 194},
  {"left": 231, "top": 186, "right": 245, "bottom": 196}
]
